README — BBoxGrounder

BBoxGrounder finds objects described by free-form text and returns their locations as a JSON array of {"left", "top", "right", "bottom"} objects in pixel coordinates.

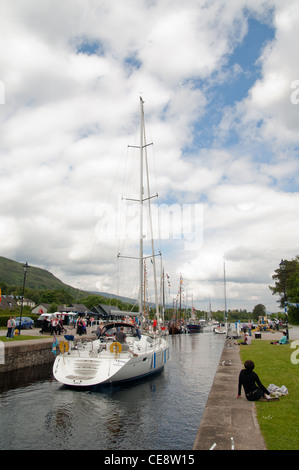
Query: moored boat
[
  {"left": 214, "top": 324, "right": 227, "bottom": 334},
  {"left": 187, "top": 323, "right": 202, "bottom": 334},
  {"left": 168, "top": 322, "right": 182, "bottom": 335},
  {"left": 53, "top": 97, "right": 169, "bottom": 387},
  {"left": 53, "top": 321, "right": 168, "bottom": 386}
]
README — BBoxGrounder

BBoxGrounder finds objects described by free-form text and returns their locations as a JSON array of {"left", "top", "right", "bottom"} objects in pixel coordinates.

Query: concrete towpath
[
  {"left": 193, "top": 326, "right": 299, "bottom": 451},
  {"left": 193, "top": 338, "right": 267, "bottom": 451}
]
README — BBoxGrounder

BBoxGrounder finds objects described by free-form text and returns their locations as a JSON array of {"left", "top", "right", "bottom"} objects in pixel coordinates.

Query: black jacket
[{"left": 238, "top": 369, "right": 269, "bottom": 396}]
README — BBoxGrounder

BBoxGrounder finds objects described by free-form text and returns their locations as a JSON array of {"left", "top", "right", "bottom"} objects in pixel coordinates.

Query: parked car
[{"left": 14, "top": 317, "right": 34, "bottom": 329}]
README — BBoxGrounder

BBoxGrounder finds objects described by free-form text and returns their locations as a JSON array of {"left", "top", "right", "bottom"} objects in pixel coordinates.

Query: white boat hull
[
  {"left": 214, "top": 328, "right": 226, "bottom": 334},
  {"left": 53, "top": 331, "right": 169, "bottom": 387}
]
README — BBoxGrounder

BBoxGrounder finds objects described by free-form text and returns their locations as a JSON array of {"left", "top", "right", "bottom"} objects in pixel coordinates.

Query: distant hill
[
  {"left": 0, "top": 256, "right": 85, "bottom": 296},
  {"left": 0, "top": 256, "right": 167, "bottom": 309},
  {"left": 97, "top": 291, "right": 139, "bottom": 306},
  {"left": 97, "top": 291, "right": 173, "bottom": 309}
]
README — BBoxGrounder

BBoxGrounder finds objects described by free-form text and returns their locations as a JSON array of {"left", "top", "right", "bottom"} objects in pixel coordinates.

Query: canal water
[{"left": 0, "top": 331, "right": 225, "bottom": 450}]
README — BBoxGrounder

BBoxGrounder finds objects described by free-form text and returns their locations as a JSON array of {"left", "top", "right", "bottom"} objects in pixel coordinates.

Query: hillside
[
  {"left": 0, "top": 256, "right": 154, "bottom": 308},
  {"left": 0, "top": 256, "right": 84, "bottom": 296}
]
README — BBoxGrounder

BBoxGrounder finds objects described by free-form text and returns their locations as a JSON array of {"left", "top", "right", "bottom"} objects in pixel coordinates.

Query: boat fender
[
  {"left": 59, "top": 341, "right": 69, "bottom": 354},
  {"left": 110, "top": 342, "right": 122, "bottom": 354}
]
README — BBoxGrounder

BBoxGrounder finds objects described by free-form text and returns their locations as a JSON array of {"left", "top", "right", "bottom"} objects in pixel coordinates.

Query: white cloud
[
  {"left": 219, "top": 0, "right": 299, "bottom": 148},
  {"left": 0, "top": 0, "right": 298, "bottom": 313}
]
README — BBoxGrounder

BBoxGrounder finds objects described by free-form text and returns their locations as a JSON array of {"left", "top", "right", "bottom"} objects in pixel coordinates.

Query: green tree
[
  {"left": 55, "top": 289, "right": 75, "bottom": 304},
  {"left": 252, "top": 304, "right": 266, "bottom": 321},
  {"left": 0, "top": 282, "right": 8, "bottom": 294},
  {"left": 40, "top": 290, "right": 59, "bottom": 304},
  {"left": 49, "top": 302, "right": 58, "bottom": 313},
  {"left": 287, "top": 259, "right": 299, "bottom": 325},
  {"left": 269, "top": 257, "right": 299, "bottom": 325},
  {"left": 23, "top": 305, "right": 32, "bottom": 315}
]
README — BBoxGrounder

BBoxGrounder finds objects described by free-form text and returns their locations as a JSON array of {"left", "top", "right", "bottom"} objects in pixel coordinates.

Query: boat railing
[
  {"left": 60, "top": 333, "right": 166, "bottom": 358},
  {"left": 60, "top": 338, "right": 96, "bottom": 357},
  {"left": 104, "top": 334, "right": 165, "bottom": 357}
]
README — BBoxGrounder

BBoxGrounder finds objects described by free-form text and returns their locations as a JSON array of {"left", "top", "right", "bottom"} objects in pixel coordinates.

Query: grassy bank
[
  {"left": 0, "top": 332, "right": 51, "bottom": 342},
  {"left": 239, "top": 339, "right": 299, "bottom": 450}
]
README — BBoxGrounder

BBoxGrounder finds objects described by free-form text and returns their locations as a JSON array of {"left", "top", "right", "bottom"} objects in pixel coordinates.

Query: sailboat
[
  {"left": 53, "top": 97, "right": 169, "bottom": 387},
  {"left": 214, "top": 262, "right": 227, "bottom": 335},
  {"left": 187, "top": 295, "right": 202, "bottom": 334},
  {"left": 168, "top": 274, "right": 183, "bottom": 334}
]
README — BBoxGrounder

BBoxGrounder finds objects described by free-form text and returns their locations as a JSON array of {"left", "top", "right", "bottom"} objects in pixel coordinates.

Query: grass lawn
[
  {"left": 1, "top": 335, "right": 51, "bottom": 341},
  {"left": 239, "top": 339, "right": 299, "bottom": 450},
  {"left": 0, "top": 330, "right": 51, "bottom": 342}
]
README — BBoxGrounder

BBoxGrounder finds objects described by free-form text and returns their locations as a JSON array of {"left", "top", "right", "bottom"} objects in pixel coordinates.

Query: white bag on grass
[{"left": 268, "top": 384, "right": 288, "bottom": 396}]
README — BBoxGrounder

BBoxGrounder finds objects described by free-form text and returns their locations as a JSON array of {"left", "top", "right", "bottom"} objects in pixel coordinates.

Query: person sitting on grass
[
  {"left": 238, "top": 333, "right": 251, "bottom": 345},
  {"left": 237, "top": 360, "right": 279, "bottom": 402},
  {"left": 271, "top": 331, "right": 288, "bottom": 345}
]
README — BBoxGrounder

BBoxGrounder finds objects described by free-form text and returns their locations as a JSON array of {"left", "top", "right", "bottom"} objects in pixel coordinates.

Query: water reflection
[
  {"left": 0, "top": 331, "right": 225, "bottom": 450},
  {"left": 0, "top": 363, "right": 52, "bottom": 393}
]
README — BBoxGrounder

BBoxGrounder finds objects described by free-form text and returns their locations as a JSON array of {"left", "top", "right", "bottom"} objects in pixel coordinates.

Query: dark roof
[
  {"left": 91, "top": 304, "right": 121, "bottom": 316},
  {"left": 64, "top": 304, "right": 91, "bottom": 314},
  {"left": 0, "top": 295, "right": 19, "bottom": 310}
]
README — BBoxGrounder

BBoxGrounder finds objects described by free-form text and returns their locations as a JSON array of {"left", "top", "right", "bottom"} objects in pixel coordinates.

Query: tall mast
[
  {"left": 119, "top": 97, "right": 158, "bottom": 331},
  {"left": 162, "top": 266, "right": 165, "bottom": 325},
  {"left": 224, "top": 262, "right": 227, "bottom": 332},
  {"left": 139, "top": 96, "right": 144, "bottom": 327},
  {"left": 144, "top": 124, "right": 160, "bottom": 326},
  {"left": 179, "top": 274, "right": 182, "bottom": 326}
]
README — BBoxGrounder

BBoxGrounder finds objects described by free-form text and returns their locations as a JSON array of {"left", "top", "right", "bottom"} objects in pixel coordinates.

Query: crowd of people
[
  {"left": 6, "top": 313, "right": 151, "bottom": 338},
  {"left": 236, "top": 319, "right": 289, "bottom": 403}
]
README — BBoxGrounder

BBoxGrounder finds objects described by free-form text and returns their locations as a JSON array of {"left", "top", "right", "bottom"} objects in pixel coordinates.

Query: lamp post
[
  {"left": 18, "top": 262, "right": 29, "bottom": 335},
  {"left": 279, "top": 259, "right": 288, "bottom": 341}
]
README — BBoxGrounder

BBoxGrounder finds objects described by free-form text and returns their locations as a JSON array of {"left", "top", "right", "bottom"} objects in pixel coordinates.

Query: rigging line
[
  {"left": 121, "top": 103, "right": 144, "bottom": 204},
  {"left": 144, "top": 125, "right": 160, "bottom": 319},
  {"left": 117, "top": 136, "right": 139, "bottom": 259},
  {"left": 76, "top": 134, "right": 133, "bottom": 300},
  {"left": 73, "top": 234, "right": 98, "bottom": 304},
  {"left": 144, "top": 115, "right": 159, "bottom": 197},
  {"left": 75, "top": 105, "right": 142, "bottom": 306},
  {"left": 122, "top": 138, "right": 137, "bottom": 201},
  {"left": 144, "top": 116, "right": 162, "bottom": 256}
]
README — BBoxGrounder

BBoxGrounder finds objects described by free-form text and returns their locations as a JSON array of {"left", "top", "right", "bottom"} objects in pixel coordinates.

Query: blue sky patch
[
  {"left": 188, "top": 17, "right": 275, "bottom": 151},
  {"left": 75, "top": 38, "right": 105, "bottom": 56}
]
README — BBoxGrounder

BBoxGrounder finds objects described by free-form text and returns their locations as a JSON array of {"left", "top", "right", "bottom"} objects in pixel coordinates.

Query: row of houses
[
  {"left": 0, "top": 295, "right": 35, "bottom": 310},
  {"left": 0, "top": 295, "right": 125, "bottom": 320}
]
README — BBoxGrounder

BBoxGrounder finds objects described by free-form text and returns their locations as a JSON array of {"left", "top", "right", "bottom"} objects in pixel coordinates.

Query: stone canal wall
[
  {"left": 0, "top": 339, "right": 55, "bottom": 373},
  {"left": 193, "top": 338, "right": 266, "bottom": 450}
]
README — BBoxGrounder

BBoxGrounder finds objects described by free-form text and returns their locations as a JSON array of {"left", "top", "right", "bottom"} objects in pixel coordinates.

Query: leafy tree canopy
[{"left": 269, "top": 256, "right": 299, "bottom": 325}]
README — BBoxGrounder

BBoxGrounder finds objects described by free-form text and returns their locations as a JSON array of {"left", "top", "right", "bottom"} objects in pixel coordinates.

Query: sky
[{"left": 1, "top": 0, "right": 299, "bottom": 314}]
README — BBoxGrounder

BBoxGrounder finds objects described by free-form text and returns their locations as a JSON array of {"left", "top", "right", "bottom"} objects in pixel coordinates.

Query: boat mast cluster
[{"left": 118, "top": 97, "right": 161, "bottom": 332}]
